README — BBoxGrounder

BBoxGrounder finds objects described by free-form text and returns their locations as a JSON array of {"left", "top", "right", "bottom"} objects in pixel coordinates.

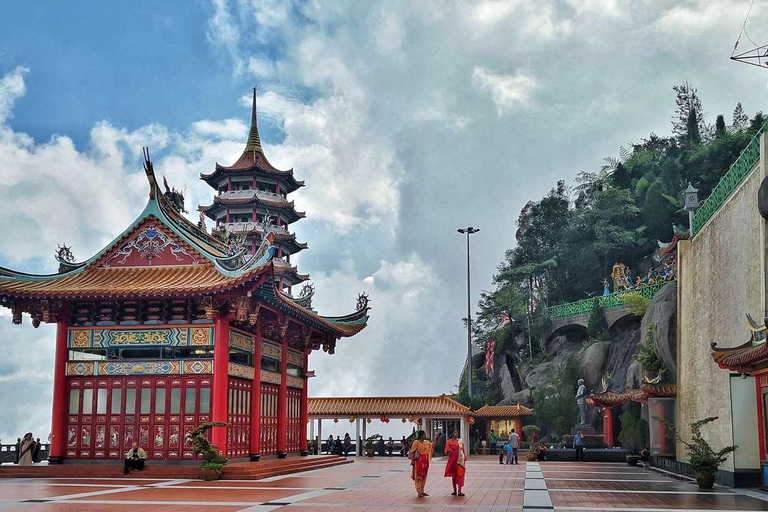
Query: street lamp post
[{"left": 457, "top": 226, "right": 479, "bottom": 399}]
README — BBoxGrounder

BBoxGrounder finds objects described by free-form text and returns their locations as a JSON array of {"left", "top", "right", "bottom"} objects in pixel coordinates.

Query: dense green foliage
[
  {"left": 634, "top": 325, "right": 661, "bottom": 373},
  {"left": 531, "top": 356, "right": 580, "bottom": 439},
  {"left": 618, "top": 409, "right": 648, "bottom": 454},
  {"left": 587, "top": 299, "right": 607, "bottom": 337},
  {"left": 472, "top": 84, "right": 766, "bottom": 361},
  {"left": 187, "top": 421, "right": 228, "bottom": 471}
]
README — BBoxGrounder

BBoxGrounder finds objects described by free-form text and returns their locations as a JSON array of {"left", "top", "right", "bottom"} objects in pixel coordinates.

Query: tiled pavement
[{"left": 2, "top": 456, "right": 768, "bottom": 511}]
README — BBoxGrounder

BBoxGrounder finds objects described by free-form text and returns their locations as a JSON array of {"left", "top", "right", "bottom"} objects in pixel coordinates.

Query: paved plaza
[{"left": 2, "top": 456, "right": 768, "bottom": 511}]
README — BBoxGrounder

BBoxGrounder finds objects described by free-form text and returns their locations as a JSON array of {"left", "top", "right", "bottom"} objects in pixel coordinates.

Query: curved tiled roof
[
  {"left": 308, "top": 395, "right": 472, "bottom": 416},
  {"left": 586, "top": 390, "right": 644, "bottom": 409},
  {"left": 474, "top": 404, "right": 533, "bottom": 418},
  {"left": 201, "top": 196, "right": 306, "bottom": 223}
]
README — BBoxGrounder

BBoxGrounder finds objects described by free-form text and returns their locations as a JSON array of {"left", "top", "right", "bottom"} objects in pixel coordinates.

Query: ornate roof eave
[
  {"left": 199, "top": 196, "right": 305, "bottom": 219},
  {"left": 200, "top": 166, "right": 304, "bottom": 193},
  {"left": 586, "top": 390, "right": 645, "bottom": 409},
  {"left": 711, "top": 314, "right": 768, "bottom": 373},
  {"left": 642, "top": 383, "right": 677, "bottom": 398}
]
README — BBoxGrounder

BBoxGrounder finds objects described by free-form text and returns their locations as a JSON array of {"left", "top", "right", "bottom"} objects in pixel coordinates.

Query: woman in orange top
[
  {"left": 409, "top": 430, "right": 441, "bottom": 497},
  {"left": 444, "top": 429, "right": 467, "bottom": 496}
]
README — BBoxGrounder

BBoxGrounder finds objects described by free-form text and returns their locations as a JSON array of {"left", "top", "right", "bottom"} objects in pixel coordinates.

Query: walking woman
[
  {"left": 444, "top": 429, "right": 467, "bottom": 496},
  {"left": 409, "top": 430, "right": 441, "bottom": 497}
]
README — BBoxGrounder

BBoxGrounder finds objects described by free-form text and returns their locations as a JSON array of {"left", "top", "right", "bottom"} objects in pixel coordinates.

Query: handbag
[{"left": 409, "top": 448, "right": 421, "bottom": 465}]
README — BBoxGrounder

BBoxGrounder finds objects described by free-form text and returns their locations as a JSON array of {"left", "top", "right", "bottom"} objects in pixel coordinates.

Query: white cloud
[
  {"left": 192, "top": 118, "right": 247, "bottom": 139},
  {"left": 471, "top": 67, "right": 537, "bottom": 116},
  {"left": 0, "top": 66, "right": 27, "bottom": 124}
]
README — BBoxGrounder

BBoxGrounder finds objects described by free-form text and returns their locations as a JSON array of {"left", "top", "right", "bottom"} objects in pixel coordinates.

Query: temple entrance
[
  {"left": 227, "top": 378, "right": 252, "bottom": 459},
  {"left": 66, "top": 375, "right": 211, "bottom": 460},
  {"left": 259, "top": 383, "right": 279, "bottom": 455},
  {"left": 287, "top": 387, "right": 302, "bottom": 454}
]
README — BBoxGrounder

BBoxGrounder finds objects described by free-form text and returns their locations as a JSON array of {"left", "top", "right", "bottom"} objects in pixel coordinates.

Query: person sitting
[
  {"left": 386, "top": 437, "right": 395, "bottom": 456},
  {"left": 334, "top": 436, "right": 343, "bottom": 455},
  {"left": 343, "top": 434, "right": 352, "bottom": 456},
  {"left": 327, "top": 435, "right": 335, "bottom": 455},
  {"left": 124, "top": 442, "right": 147, "bottom": 475},
  {"left": 536, "top": 443, "right": 547, "bottom": 462},
  {"left": 400, "top": 436, "right": 409, "bottom": 457}
]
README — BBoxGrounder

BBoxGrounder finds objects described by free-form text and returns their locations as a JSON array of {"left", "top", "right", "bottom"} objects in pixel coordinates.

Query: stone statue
[{"left": 575, "top": 378, "right": 587, "bottom": 426}]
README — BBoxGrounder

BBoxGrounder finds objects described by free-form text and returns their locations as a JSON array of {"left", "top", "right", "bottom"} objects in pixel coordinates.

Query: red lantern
[
  {"left": 468, "top": 417, "right": 475, "bottom": 426},
  {"left": 366, "top": 418, "right": 372, "bottom": 424},
  {"left": 416, "top": 418, "right": 422, "bottom": 425},
  {"left": 401, "top": 418, "right": 407, "bottom": 423}
]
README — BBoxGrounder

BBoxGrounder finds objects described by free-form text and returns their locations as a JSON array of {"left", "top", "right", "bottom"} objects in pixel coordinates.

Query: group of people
[
  {"left": 324, "top": 434, "right": 410, "bottom": 456},
  {"left": 11, "top": 433, "right": 40, "bottom": 465},
  {"left": 409, "top": 429, "right": 468, "bottom": 498}
]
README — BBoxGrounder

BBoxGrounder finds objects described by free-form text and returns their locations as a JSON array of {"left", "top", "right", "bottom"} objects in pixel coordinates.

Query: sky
[{"left": 0, "top": 0, "right": 767, "bottom": 443}]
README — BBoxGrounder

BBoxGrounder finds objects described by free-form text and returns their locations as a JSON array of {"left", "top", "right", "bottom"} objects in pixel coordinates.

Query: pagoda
[
  {"left": 0, "top": 103, "right": 369, "bottom": 464},
  {"left": 199, "top": 89, "right": 307, "bottom": 295}
]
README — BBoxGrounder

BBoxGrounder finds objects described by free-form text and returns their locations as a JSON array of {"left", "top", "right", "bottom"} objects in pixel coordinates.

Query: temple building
[
  {"left": 0, "top": 100, "right": 369, "bottom": 464},
  {"left": 199, "top": 89, "right": 308, "bottom": 294}
]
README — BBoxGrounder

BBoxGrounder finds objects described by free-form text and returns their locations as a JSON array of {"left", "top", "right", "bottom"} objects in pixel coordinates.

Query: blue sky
[{"left": 0, "top": 0, "right": 766, "bottom": 442}]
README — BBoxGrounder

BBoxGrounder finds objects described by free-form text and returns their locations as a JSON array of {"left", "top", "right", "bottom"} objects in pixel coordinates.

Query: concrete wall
[{"left": 677, "top": 134, "right": 767, "bottom": 474}]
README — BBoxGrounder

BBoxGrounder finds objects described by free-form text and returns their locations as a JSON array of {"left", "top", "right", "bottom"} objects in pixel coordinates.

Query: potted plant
[
  {"left": 365, "top": 434, "right": 381, "bottom": 457},
  {"left": 656, "top": 416, "right": 737, "bottom": 489},
  {"left": 522, "top": 426, "right": 541, "bottom": 462},
  {"left": 186, "top": 421, "right": 229, "bottom": 481}
]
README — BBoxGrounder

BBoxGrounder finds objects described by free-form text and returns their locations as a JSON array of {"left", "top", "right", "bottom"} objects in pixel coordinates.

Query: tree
[
  {"left": 642, "top": 181, "right": 678, "bottom": 243},
  {"left": 618, "top": 409, "right": 648, "bottom": 454},
  {"left": 715, "top": 114, "right": 726, "bottom": 138},
  {"left": 587, "top": 298, "right": 607, "bottom": 337},
  {"left": 672, "top": 82, "right": 705, "bottom": 145},
  {"left": 750, "top": 111, "right": 766, "bottom": 132},
  {"left": 732, "top": 102, "right": 749, "bottom": 130}
]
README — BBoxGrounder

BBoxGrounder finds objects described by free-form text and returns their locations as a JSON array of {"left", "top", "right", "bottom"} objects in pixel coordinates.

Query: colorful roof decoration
[
  {"left": 307, "top": 395, "right": 472, "bottom": 417},
  {"left": 586, "top": 390, "right": 644, "bottom": 409},
  {"left": 199, "top": 89, "right": 304, "bottom": 193},
  {"left": 712, "top": 314, "right": 768, "bottom": 373},
  {"left": 473, "top": 404, "right": 534, "bottom": 418},
  {"left": 657, "top": 224, "right": 690, "bottom": 255},
  {"left": 0, "top": 149, "right": 369, "bottom": 339},
  {"left": 642, "top": 384, "right": 677, "bottom": 398}
]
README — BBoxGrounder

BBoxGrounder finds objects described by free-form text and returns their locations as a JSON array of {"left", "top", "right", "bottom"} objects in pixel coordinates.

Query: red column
[
  {"left": 603, "top": 408, "right": 614, "bottom": 448},
  {"left": 228, "top": 177, "right": 232, "bottom": 192},
  {"left": 250, "top": 318, "right": 263, "bottom": 461},
  {"left": 49, "top": 307, "right": 69, "bottom": 463},
  {"left": 300, "top": 349, "right": 309, "bottom": 455},
  {"left": 212, "top": 315, "right": 230, "bottom": 456},
  {"left": 277, "top": 327, "right": 288, "bottom": 458}
]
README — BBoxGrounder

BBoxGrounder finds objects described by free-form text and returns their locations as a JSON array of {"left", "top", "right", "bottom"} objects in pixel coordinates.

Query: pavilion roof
[
  {"left": 200, "top": 195, "right": 306, "bottom": 222},
  {"left": 0, "top": 150, "right": 368, "bottom": 338},
  {"left": 307, "top": 395, "right": 472, "bottom": 417},
  {"left": 200, "top": 89, "right": 304, "bottom": 192},
  {"left": 473, "top": 404, "right": 534, "bottom": 418},
  {"left": 642, "top": 383, "right": 677, "bottom": 398}
]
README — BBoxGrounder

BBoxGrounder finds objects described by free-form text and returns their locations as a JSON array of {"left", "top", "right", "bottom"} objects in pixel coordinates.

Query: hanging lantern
[
  {"left": 401, "top": 418, "right": 407, "bottom": 423},
  {"left": 349, "top": 416, "right": 356, "bottom": 423},
  {"left": 380, "top": 415, "right": 386, "bottom": 422},
  {"left": 468, "top": 417, "right": 475, "bottom": 426},
  {"left": 408, "top": 416, "right": 414, "bottom": 423},
  {"left": 334, "top": 418, "right": 339, "bottom": 424},
  {"left": 416, "top": 418, "right": 422, "bottom": 425},
  {"left": 366, "top": 418, "right": 372, "bottom": 424}
]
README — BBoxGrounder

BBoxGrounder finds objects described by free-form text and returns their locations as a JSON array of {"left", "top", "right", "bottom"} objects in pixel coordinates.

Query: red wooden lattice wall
[
  {"left": 286, "top": 387, "right": 302, "bottom": 454},
  {"left": 227, "top": 378, "right": 251, "bottom": 458},
  {"left": 259, "top": 383, "right": 279, "bottom": 455},
  {"left": 66, "top": 376, "right": 211, "bottom": 460}
]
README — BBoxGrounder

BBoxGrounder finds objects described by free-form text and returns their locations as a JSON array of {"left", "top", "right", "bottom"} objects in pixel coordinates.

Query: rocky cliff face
[{"left": 477, "top": 282, "right": 677, "bottom": 421}]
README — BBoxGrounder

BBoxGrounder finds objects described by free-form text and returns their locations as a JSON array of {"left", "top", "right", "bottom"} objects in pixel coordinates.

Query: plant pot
[
  {"left": 696, "top": 473, "right": 715, "bottom": 490},
  {"left": 201, "top": 468, "right": 220, "bottom": 481},
  {"left": 526, "top": 451, "right": 538, "bottom": 462},
  {"left": 626, "top": 455, "right": 640, "bottom": 466}
]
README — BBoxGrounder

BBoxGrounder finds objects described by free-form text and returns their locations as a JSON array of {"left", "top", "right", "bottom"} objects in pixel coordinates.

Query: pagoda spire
[{"left": 245, "top": 87, "right": 263, "bottom": 153}]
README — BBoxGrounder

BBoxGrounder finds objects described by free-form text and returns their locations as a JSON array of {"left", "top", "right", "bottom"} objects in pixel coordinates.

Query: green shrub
[
  {"left": 633, "top": 325, "right": 661, "bottom": 373},
  {"left": 617, "top": 410, "right": 647, "bottom": 454},
  {"left": 587, "top": 298, "right": 607, "bottom": 337},
  {"left": 619, "top": 292, "right": 651, "bottom": 317}
]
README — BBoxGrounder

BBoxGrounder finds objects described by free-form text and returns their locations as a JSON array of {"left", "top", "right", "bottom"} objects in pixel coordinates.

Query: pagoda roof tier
[
  {"left": 474, "top": 404, "right": 533, "bottom": 418},
  {"left": 586, "top": 389, "right": 644, "bottom": 409},
  {"left": 308, "top": 395, "right": 471, "bottom": 417},
  {"left": 200, "top": 196, "right": 305, "bottom": 223},
  {"left": 711, "top": 314, "right": 768, "bottom": 373},
  {"left": 0, "top": 149, "right": 368, "bottom": 339},
  {"left": 642, "top": 383, "right": 676, "bottom": 398},
  {"left": 200, "top": 89, "right": 304, "bottom": 193},
  {"left": 274, "top": 263, "right": 310, "bottom": 287}
]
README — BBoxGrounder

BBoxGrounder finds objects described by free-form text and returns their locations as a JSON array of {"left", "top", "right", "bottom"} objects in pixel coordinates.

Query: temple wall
[{"left": 677, "top": 136, "right": 767, "bottom": 473}]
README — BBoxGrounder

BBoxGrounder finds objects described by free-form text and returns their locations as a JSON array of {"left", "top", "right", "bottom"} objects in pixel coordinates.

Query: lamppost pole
[{"left": 457, "top": 226, "right": 479, "bottom": 399}]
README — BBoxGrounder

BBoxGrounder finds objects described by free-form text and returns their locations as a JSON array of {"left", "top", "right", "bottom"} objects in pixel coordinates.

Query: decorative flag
[{"left": 485, "top": 340, "right": 496, "bottom": 374}]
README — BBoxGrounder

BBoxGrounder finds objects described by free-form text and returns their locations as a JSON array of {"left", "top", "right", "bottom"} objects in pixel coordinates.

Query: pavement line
[
  {"left": 548, "top": 489, "right": 735, "bottom": 495},
  {"left": 524, "top": 460, "right": 553, "bottom": 510},
  {"left": 46, "top": 482, "right": 151, "bottom": 501}
]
